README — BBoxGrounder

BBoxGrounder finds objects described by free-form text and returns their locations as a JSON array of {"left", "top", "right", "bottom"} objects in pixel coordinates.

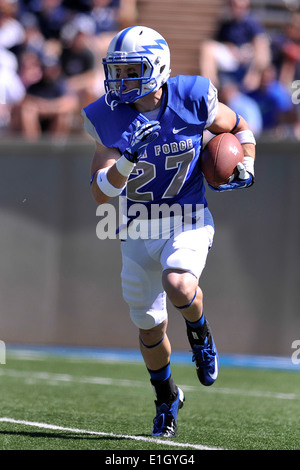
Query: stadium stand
[{"left": 0, "top": 0, "right": 299, "bottom": 139}]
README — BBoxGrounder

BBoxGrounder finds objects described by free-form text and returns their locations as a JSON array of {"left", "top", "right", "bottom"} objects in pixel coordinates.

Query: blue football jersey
[{"left": 83, "top": 75, "right": 215, "bottom": 216}]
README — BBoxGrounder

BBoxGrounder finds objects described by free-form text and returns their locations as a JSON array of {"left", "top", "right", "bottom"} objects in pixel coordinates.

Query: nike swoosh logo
[
  {"left": 208, "top": 356, "right": 219, "bottom": 381},
  {"left": 172, "top": 126, "right": 187, "bottom": 134}
]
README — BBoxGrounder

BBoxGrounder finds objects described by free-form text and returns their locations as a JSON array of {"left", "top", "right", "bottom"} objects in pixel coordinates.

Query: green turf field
[{"left": 0, "top": 349, "right": 299, "bottom": 452}]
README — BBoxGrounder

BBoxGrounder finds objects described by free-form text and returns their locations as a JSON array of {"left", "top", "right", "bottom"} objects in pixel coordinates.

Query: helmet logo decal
[{"left": 139, "top": 39, "right": 168, "bottom": 55}]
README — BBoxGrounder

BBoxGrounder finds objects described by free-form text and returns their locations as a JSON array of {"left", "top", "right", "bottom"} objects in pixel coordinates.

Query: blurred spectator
[
  {"left": 0, "top": 0, "right": 136, "bottom": 140},
  {"left": 17, "top": 49, "right": 43, "bottom": 89},
  {"left": 62, "top": 0, "right": 94, "bottom": 13},
  {"left": 218, "top": 77, "right": 263, "bottom": 137},
  {"left": 246, "top": 64, "right": 295, "bottom": 135},
  {"left": 271, "top": 12, "right": 300, "bottom": 88},
  {"left": 27, "top": 0, "right": 71, "bottom": 40},
  {"left": 0, "top": 0, "right": 25, "bottom": 52},
  {"left": 60, "top": 14, "right": 99, "bottom": 107},
  {"left": 12, "top": 49, "right": 78, "bottom": 141},
  {"left": 18, "top": 12, "right": 45, "bottom": 57},
  {"left": 118, "top": 0, "right": 137, "bottom": 29},
  {"left": 199, "top": 0, "right": 271, "bottom": 91},
  {"left": 90, "top": 0, "right": 119, "bottom": 34},
  {"left": 0, "top": 48, "right": 25, "bottom": 132}
]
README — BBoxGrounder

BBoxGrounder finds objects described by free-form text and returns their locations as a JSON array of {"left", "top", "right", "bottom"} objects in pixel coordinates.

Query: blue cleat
[
  {"left": 188, "top": 320, "right": 219, "bottom": 386},
  {"left": 152, "top": 387, "right": 185, "bottom": 438}
]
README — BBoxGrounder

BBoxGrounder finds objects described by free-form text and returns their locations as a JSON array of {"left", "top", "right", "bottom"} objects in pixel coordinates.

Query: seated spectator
[
  {"left": 271, "top": 12, "right": 300, "bottom": 88},
  {"left": 60, "top": 14, "right": 99, "bottom": 106},
  {"left": 247, "top": 64, "right": 295, "bottom": 135},
  {"left": 0, "top": 47, "right": 25, "bottom": 132},
  {"left": 118, "top": 0, "right": 137, "bottom": 29},
  {"left": 18, "top": 11, "right": 46, "bottom": 58},
  {"left": 29, "top": 0, "right": 70, "bottom": 40},
  {"left": 0, "top": 0, "right": 25, "bottom": 52},
  {"left": 17, "top": 49, "right": 43, "bottom": 89},
  {"left": 13, "top": 49, "right": 78, "bottom": 141},
  {"left": 218, "top": 77, "right": 263, "bottom": 137},
  {"left": 90, "top": 0, "right": 119, "bottom": 34},
  {"left": 199, "top": 0, "right": 271, "bottom": 91},
  {"left": 62, "top": 0, "right": 93, "bottom": 14}
]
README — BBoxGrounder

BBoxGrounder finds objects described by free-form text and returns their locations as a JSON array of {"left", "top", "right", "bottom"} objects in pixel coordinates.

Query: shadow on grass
[{"left": 0, "top": 429, "right": 141, "bottom": 441}]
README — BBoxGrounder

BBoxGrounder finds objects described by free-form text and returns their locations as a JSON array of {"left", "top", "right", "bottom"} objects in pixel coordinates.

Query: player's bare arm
[
  {"left": 91, "top": 144, "right": 128, "bottom": 205},
  {"left": 205, "top": 102, "right": 256, "bottom": 191},
  {"left": 207, "top": 102, "right": 256, "bottom": 160}
]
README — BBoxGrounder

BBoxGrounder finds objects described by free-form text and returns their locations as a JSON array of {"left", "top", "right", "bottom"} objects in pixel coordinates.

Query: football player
[{"left": 82, "top": 26, "right": 256, "bottom": 438}]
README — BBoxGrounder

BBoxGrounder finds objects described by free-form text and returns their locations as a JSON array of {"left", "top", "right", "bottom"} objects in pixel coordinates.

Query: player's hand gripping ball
[{"left": 201, "top": 133, "right": 253, "bottom": 191}]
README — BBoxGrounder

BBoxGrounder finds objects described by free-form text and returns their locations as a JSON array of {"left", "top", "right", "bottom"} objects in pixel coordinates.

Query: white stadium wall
[{"left": 0, "top": 140, "right": 299, "bottom": 356}]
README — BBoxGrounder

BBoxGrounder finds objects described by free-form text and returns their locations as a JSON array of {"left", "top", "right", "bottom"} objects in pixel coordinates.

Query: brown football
[{"left": 201, "top": 133, "right": 244, "bottom": 187}]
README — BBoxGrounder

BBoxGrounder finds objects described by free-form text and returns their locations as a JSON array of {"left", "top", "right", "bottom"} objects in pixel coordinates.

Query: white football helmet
[{"left": 102, "top": 26, "right": 171, "bottom": 107}]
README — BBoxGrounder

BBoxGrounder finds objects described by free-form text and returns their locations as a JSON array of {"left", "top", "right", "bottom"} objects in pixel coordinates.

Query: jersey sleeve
[
  {"left": 204, "top": 81, "right": 219, "bottom": 129},
  {"left": 81, "top": 108, "right": 103, "bottom": 145}
]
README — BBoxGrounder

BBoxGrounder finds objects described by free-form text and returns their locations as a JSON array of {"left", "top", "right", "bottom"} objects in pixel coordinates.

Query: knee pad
[
  {"left": 121, "top": 255, "right": 167, "bottom": 330},
  {"left": 129, "top": 308, "right": 167, "bottom": 330}
]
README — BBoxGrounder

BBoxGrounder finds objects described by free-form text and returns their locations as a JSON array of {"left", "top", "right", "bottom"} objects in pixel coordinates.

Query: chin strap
[{"left": 104, "top": 90, "right": 119, "bottom": 111}]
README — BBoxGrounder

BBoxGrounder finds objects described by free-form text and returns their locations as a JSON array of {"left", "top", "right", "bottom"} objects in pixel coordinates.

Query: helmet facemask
[{"left": 103, "top": 53, "right": 156, "bottom": 105}]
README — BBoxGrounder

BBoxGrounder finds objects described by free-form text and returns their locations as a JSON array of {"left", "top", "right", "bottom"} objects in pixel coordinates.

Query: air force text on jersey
[
  {"left": 153, "top": 138, "right": 193, "bottom": 156},
  {"left": 95, "top": 199, "right": 206, "bottom": 240}
]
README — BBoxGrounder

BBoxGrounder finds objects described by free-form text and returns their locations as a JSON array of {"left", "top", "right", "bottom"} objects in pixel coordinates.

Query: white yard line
[
  {"left": 0, "top": 368, "right": 298, "bottom": 401},
  {"left": 0, "top": 417, "right": 222, "bottom": 451}
]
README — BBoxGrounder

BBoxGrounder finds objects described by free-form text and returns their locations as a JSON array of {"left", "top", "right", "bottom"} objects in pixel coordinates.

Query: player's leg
[
  {"left": 161, "top": 270, "right": 204, "bottom": 323},
  {"left": 120, "top": 237, "right": 184, "bottom": 437},
  {"left": 139, "top": 319, "right": 170, "bottom": 371},
  {"left": 139, "top": 320, "right": 185, "bottom": 437},
  {"left": 160, "top": 209, "right": 218, "bottom": 386},
  {"left": 162, "top": 269, "right": 218, "bottom": 386}
]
